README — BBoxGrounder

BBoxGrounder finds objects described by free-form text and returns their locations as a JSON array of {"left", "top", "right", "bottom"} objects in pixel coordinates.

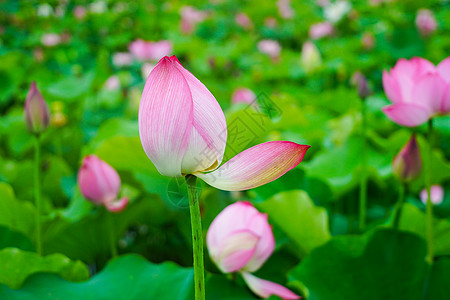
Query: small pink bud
[
  {"left": 73, "top": 5, "right": 87, "bottom": 20},
  {"left": 235, "top": 12, "right": 252, "bottom": 30},
  {"left": 257, "top": 40, "right": 281, "bottom": 60},
  {"left": 309, "top": 21, "right": 334, "bottom": 40},
  {"left": 231, "top": 88, "right": 256, "bottom": 105},
  {"left": 24, "top": 82, "right": 50, "bottom": 134},
  {"left": 420, "top": 185, "right": 444, "bottom": 205},
  {"left": 104, "top": 75, "right": 120, "bottom": 90},
  {"left": 392, "top": 134, "right": 422, "bottom": 182},
  {"left": 112, "top": 52, "right": 134, "bottom": 67},
  {"left": 277, "top": 0, "right": 294, "bottom": 19},
  {"left": 416, "top": 9, "right": 437, "bottom": 37},
  {"left": 361, "top": 32, "right": 375, "bottom": 50},
  {"left": 356, "top": 74, "right": 370, "bottom": 100},
  {"left": 78, "top": 155, "right": 129, "bottom": 213},
  {"left": 41, "top": 33, "right": 61, "bottom": 47}
]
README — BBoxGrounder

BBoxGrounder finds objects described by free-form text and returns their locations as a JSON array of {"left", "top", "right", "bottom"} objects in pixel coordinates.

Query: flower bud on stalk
[
  {"left": 392, "top": 134, "right": 422, "bottom": 182},
  {"left": 24, "top": 82, "right": 50, "bottom": 135}
]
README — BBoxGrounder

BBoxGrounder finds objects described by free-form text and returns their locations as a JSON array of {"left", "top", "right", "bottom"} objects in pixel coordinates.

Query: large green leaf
[
  {"left": 258, "top": 190, "right": 331, "bottom": 257},
  {"left": 290, "top": 229, "right": 440, "bottom": 300},
  {"left": 0, "top": 248, "right": 89, "bottom": 289},
  {"left": 45, "top": 71, "right": 95, "bottom": 101},
  {"left": 0, "top": 254, "right": 256, "bottom": 300},
  {"left": 0, "top": 226, "right": 34, "bottom": 252}
]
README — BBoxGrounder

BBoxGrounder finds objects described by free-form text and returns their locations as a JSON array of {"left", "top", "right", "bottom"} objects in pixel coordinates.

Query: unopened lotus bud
[
  {"left": 392, "top": 135, "right": 422, "bottom": 182},
  {"left": 415, "top": 9, "right": 437, "bottom": 37},
  {"left": 24, "top": 82, "right": 50, "bottom": 134},
  {"left": 357, "top": 74, "right": 370, "bottom": 100}
]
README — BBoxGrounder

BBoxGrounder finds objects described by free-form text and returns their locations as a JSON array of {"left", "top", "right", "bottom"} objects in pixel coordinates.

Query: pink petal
[
  {"left": 420, "top": 185, "right": 444, "bottom": 205},
  {"left": 105, "top": 197, "right": 129, "bottom": 213},
  {"left": 215, "top": 230, "right": 259, "bottom": 273},
  {"left": 241, "top": 272, "right": 300, "bottom": 299},
  {"left": 442, "top": 84, "right": 450, "bottom": 113},
  {"left": 172, "top": 56, "right": 227, "bottom": 173},
  {"left": 437, "top": 56, "right": 450, "bottom": 82},
  {"left": 138, "top": 56, "right": 193, "bottom": 177},
  {"left": 382, "top": 103, "right": 431, "bottom": 127},
  {"left": 412, "top": 73, "right": 446, "bottom": 114},
  {"left": 382, "top": 70, "right": 403, "bottom": 103},
  {"left": 197, "top": 141, "right": 310, "bottom": 191}
]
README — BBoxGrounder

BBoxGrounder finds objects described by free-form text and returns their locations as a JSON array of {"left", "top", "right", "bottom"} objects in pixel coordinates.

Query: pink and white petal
[
  {"left": 411, "top": 57, "right": 436, "bottom": 78},
  {"left": 105, "top": 197, "right": 129, "bottom": 213},
  {"left": 241, "top": 272, "right": 300, "bottom": 299},
  {"left": 437, "top": 56, "right": 450, "bottom": 82},
  {"left": 138, "top": 56, "right": 193, "bottom": 177},
  {"left": 215, "top": 230, "right": 259, "bottom": 273},
  {"left": 442, "top": 84, "right": 450, "bottom": 113},
  {"left": 382, "top": 103, "right": 431, "bottom": 127},
  {"left": 382, "top": 70, "right": 403, "bottom": 103},
  {"left": 243, "top": 213, "right": 275, "bottom": 272},
  {"left": 197, "top": 141, "right": 310, "bottom": 191},
  {"left": 172, "top": 56, "right": 227, "bottom": 167},
  {"left": 412, "top": 73, "right": 446, "bottom": 113}
]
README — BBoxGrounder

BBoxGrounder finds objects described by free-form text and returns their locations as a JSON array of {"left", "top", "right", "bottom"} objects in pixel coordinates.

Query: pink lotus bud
[
  {"left": 41, "top": 33, "right": 61, "bottom": 47},
  {"left": 416, "top": 9, "right": 437, "bottom": 37},
  {"left": 207, "top": 202, "right": 299, "bottom": 299},
  {"left": 112, "top": 52, "right": 134, "bottom": 67},
  {"left": 231, "top": 88, "right": 256, "bottom": 105},
  {"left": 356, "top": 73, "right": 370, "bottom": 100},
  {"left": 129, "top": 39, "right": 173, "bottom": 62},
  {"left": 382, "top": 56, "right": 450, "bottom": 127},
  {"left": 235, "top": 12, "right": 252, "bottom": 30},
  {"left": 301, "top": 41, "right": 321, "bottom": 73},
  {"left": 309, "top": 22, "right": 334, "bottom": 40},
  {"left": 24, "top": 82, "right": 50, "bottom": 134},
  {"left": 104, "top": 75, "right": 120, "bottom": 90},
  {"left": 141, "top": 63, "right": 156, "bottom": 79},
  {"left": 257, "top": 40, "right": 281, "bottom": 60},
  {"left": 277, "top": 0, "right": 294, "bottom": 19},
  {"left": 392, "top": 134, "right": 422, "bottom": 182},
  {"left": 361, "top": 32, "right": 375, "bottom": 50},
  {"left": 74, "top": 5, "right": 87, "bottom": 20},
  {"left": 180, "top": 6, "right": 208, "bottom": 34},
  {"left": 420, "top": 185, "right": 444, "bottom": 205},
  {"left": 78, "top": 155, "right": 129, "bottom": 213}
]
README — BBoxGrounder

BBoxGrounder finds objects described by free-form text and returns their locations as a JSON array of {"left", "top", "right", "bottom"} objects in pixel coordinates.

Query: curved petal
[
  {"left": 197, "top": 141, "right": 310, "bottom": 191},
  {"left": 382, "top": 70, "right": 402, "bottom": 103},
  {"left": 412, "top": 73, "right": 446, "bottom": 114},
  {"left": 437, "top": 56, "right": 450, "bottom": 82},
  {"left": 382, "top": 103, "right": 431, "bottom": 127},
  {"left": 138, "top": 56, "right": 193, "bottom": 177},
  {"left": 241, "top": 272, "right": 300, "bottom": 300},
  {"left": 172, "top": 56, "right": 227, "bottom": 172},
  {"left": 215, "top": 230, "right": 259, "bottom": 273},
  {"left": 105, "top": 197, "right": 129, "bottom": 213},
  {"left": 442, "top": 84, "right": 450, "bottom": 113}
]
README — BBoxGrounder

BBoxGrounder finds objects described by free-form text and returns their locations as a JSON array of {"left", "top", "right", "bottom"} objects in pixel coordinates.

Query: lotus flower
[
  {"left": 78, "top": 155, "right": 129, "bottom": 212},
  {"left": 257, "top": 40, "right": 282, "bottom": 61},
  {"left": 235, "top": 12, "right": 253, "bottom": 30},
  {"left": 207, "top": 202, "right": 300, "bottom": 299},
  {"left": 129, "top": 39, "right": 173, "bottom": 62},
  {"left": 277, "top": 0, "right": 294, "bottom": 19},
  {"left": 392, "top": 134, "right": 422, "bottom": 182},
  {"left": 24, "top": 82, "right": 50, "bottom": 134},
  {"left": 420, "top": 185, "right": 444, "bottom": 205},
  {"left": 231, "top": 88, "right": 256, "bottom": 106},
  {"left": 139, "top": 56, "right": 309, "bottom": 191},
  {"left": 415, "top": 9, "right": 437, "bottom": 37},
  {"left": 309, "top": 22, "right": 334, "bottom": 40},
  {"left": 382, "top": 57, "right": 450, "bottom": 127}
]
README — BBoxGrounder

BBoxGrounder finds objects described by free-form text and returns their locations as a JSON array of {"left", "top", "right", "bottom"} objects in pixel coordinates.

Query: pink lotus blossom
[
  {"left": 392, "top": 134, "right": 422, "bottom": 182},
  {"left": 129, "top": 39, "right": 173, "bottom": 62},
  {"left": 420, "top": 185, "right": 444, "bottom": 205},
  {"left": 73, "top": 5, "right": 87, "bottom": 20},
  {"left": 309, "top": 22, "right": 334, "bottom": 39},
  {"left": 235, "top": 12, "right": 253, "bottom": 30},
  {"left": 112, "top": 52, "right": 134, "bottom": 67},
  {"left": 78, "top": 155, "right": 129, "bottom": 213},
  {"left": 41, "top": 33, "right": 61, "bottom": 47},
  {"left": 258, "top": 40, "right": 281, "bottom": 60},
  {"left": 104, "top": 75, "right": 120, "bottom": 90},
  {"left": 141, "top": 63, "right": 155, "bottom": 79},
  {"left": 277, "top": 0, "right": 294, "bottom": 19},
  {"left": 415, "top": 9, "right": 437, "bottom": 37},
  {"left": 231, "top": 88, "right": 256, "bottom": 105},
  {"left": 382, "top": 57, "right": 450, "bottom": 127},
  {"left": 180, "top": 6, "right": 208, "bottom": 34},
  {"left": 139, "top": 56, "right": 309, "bottom": 190},
  {"left": 24, "top": 82, "right": 50, "bottom": 134},
  {"left": 207, "top": 202, "right": 300, "bottom": 299}
]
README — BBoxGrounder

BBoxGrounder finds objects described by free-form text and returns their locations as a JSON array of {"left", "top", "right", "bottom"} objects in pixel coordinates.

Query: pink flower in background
[
  {"left": 141, "top": 63, "right": 155, "bottom": 79},
  {"left": 73, "top": 5, "right": 87, "bottom": 20},
  {"left": 382, "top": 57, "right": 450, "bottom": 127},
  {"left": 207, "top": 202, "right": 300, "bottom": 299},
  {"left": 180, "top": 6, "right": 208, "bottom": 34},
  {"left": 231, "top": 88, "right": 256, "bottom": 105},
  {"left": 139, "top": 56, "right": 309, "bottom": 190},
  {"left": 415, "top": 9, "right": 437, "bottom": 37},
  {"left": 361, "top": 32, "right": 375, "bottom": 50},
  {"left": 78, "top": 155, "right": 129, "bottom": 212},
  {"left": 129, "top": 39, "right": 173, "bottom": 62},
  {"left": 235, "top": 12, "right": 253, "bottom": 30},
  {"left": 112, "top": 52, "right": 134, "bottom": 67},
  {"left": 323, "top": 0, "right": 351, "bottom": 23},
  {"left": 41, "top": 33, "right": 61, "bottom": 47},
  {"left": 104, "top": 75, "right": 120, "bottom": 90},
  {"left": 316, "top": 0, "right": 330, "bottom": 7},
  {"left": 309, "top": 22, "right": 334, "bottom": 39},
  {"left": 258, "top": 40, "right": 281, "bottom": 60},
  {"left": 24, "top": 82, "right": 50, "bottom": 134},
  {"left": 277, "top": 0, "right": 294, "bottom": 19},
  {"left": 392, "top": 134, "right": 422, "bottom": 182},
  {"left": 264, "top": 17, "right": 278, "bottom": 28},
  {"left": 420, "top": 185, "right": 444, "bottom": 205}
]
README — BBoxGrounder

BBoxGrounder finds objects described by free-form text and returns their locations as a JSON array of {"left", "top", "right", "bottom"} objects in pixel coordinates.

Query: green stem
[
  {"left": 107, "top": 211, "right": 117, "bottom": 258},
  {"left": 359, "top": 100, "right": 368, "bottom": 231},
  {"left": 186, "top": 175, "right": 205, "bottom": 300},
  {"left": 33, "top": 135, "right": 43, "bottom": 255},
  {"left": 392, "top": 183, "right": 405, "bottom": 229},
  {"left": 425, "top": 119, "right": 434, "bottom": 265}
]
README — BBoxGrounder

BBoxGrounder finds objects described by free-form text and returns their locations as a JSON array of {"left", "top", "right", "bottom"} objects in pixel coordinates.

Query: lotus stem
[
  {"left": 33, "top": 135, "right": 43, "bottom": 255},
  {"left": 425, "top": 119, "right": 434, "bottom": 265}
]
